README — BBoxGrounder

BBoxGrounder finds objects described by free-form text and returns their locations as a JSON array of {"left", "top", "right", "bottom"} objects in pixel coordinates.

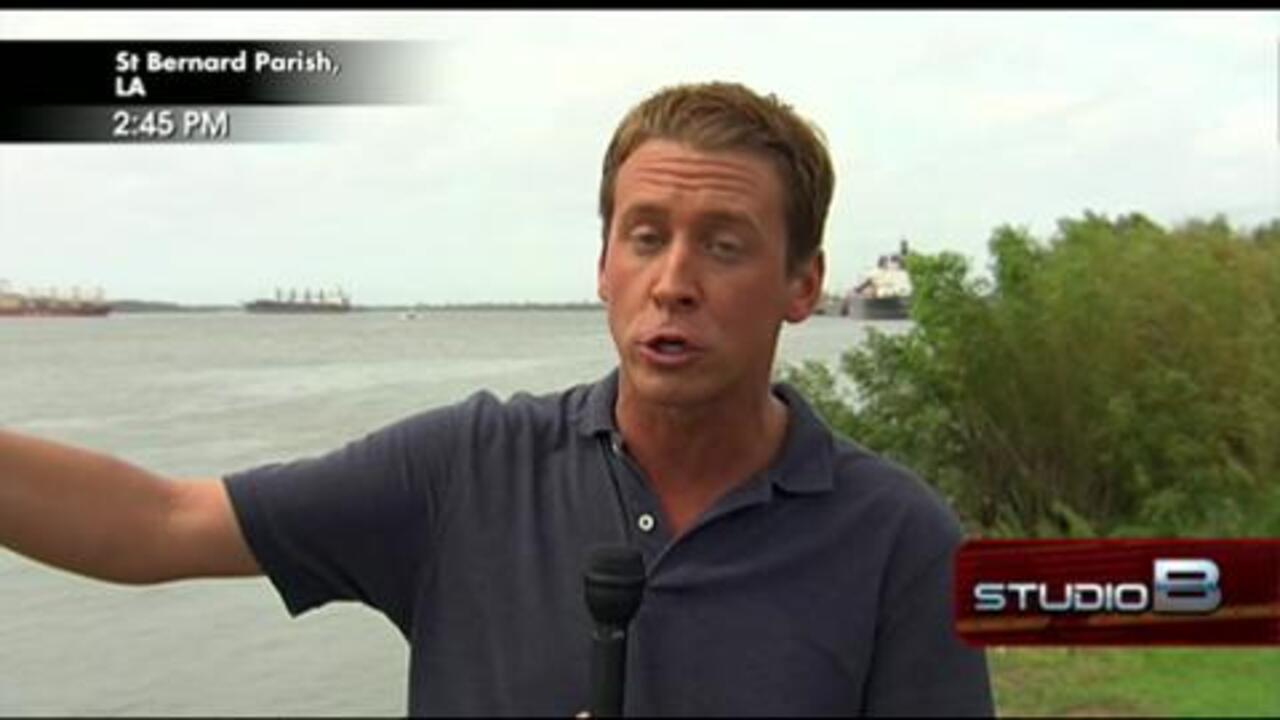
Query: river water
[{"left": 0, "top": 309, "right": 895, "bottom": 716}]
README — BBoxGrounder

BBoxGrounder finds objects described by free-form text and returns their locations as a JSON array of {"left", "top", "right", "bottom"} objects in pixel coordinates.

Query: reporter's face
[{"left": 598, "top": 139, "right": 822, "bottom": 407}]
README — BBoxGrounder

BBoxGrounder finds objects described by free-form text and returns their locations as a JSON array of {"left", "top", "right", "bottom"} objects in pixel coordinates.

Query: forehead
[{"left": 614, "top": 139, "right": 784, "bottom": 219}]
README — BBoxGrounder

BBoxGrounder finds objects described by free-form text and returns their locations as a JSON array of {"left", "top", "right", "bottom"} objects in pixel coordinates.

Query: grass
[{"left": 988, "top": 647, "right": 1280, "bottom": 716}]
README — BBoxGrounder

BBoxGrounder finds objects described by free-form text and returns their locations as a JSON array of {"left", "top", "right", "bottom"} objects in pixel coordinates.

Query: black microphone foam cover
[{"left": 584, "top": 545, "right": 646, "bottom": 627}]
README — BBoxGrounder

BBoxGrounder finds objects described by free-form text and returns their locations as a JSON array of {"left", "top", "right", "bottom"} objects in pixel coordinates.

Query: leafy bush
[{"left": 784, "top": 213, "right": 1280, "bottom": 537}]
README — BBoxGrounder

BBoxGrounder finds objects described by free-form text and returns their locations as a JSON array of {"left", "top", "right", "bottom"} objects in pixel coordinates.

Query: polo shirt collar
[
  {"left": 576, "top": 368, "right": 620, "bottom": 438},
  {"left": 575, "top": 368, "right": 835, "bottom": 496}
]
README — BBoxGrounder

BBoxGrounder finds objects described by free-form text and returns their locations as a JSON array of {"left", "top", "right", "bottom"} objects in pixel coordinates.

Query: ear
[
  {"left": 784, "top": 250, "right": 824, "bottom": 323},
  {"left": 596, "top": 239, "right": 611, "bottom": 303}
]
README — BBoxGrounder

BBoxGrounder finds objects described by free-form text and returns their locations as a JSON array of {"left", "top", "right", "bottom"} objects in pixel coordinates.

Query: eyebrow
[
  {"left": 616, "top": 203, "right": 668, "bottom": 229},
  {"left": 616, "top": 204, "right": 761, "bottom": 237},
  {"left": 696, "top": 210, "right": 761, "bottom": 237}
]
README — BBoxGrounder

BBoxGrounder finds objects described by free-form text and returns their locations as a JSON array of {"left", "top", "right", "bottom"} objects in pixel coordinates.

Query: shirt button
[{"left": 637, "top": 513, "right": 656, "bottom": 533}]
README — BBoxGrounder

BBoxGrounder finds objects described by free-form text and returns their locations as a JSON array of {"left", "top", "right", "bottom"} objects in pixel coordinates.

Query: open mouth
[
  {"left": 638, "top": 332, "right": 702, "bottom": 365},
  {"left": 648, "top": 338, "right": 689, "bottom": 355}
]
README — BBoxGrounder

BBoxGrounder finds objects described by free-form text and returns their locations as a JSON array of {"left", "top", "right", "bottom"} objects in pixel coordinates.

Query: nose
[{"left": 650, "top": 236, "right": 700, "bottom": 312}]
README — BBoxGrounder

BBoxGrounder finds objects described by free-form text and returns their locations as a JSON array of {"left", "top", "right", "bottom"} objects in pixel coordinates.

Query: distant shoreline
[{"left": 108, "top": 300, "right": 605, "bottom": 313}]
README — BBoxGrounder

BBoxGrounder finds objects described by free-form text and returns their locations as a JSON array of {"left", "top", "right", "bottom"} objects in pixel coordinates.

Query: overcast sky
[{"left": 1, "top": 10, "right": 1276, "bottom": 305}]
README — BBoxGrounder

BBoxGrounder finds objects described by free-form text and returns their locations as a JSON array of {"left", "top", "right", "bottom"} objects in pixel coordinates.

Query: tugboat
[
  {"left": 841, "top": 240, "right": 912, "bottom": 321},
  {"left": 0, "top": 280, "right": 111, "bottom": 317},
  {"left": 245, "top": 287, "right": 352, "bottom": 314}
]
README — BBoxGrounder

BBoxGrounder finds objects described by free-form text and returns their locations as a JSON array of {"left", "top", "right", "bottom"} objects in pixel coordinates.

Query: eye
[
  {"left": 627, "top": 225, "right": 664, "bottom": 253},
  {"left": 704, "top": 231, "right": 744, "bottom": 260}
]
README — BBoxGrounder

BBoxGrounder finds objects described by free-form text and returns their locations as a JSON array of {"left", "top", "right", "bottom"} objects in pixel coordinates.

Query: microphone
[{"left": 584, "top": 545, "right": 646, "bottom": 718}]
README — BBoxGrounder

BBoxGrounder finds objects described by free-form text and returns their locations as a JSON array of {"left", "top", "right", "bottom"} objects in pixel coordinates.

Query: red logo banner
[{"left": 953, "top": 539, "right": 1280, "bottom": 646}]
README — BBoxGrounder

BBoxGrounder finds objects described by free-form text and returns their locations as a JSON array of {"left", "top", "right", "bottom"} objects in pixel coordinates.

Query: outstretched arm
[{"left": 0, "top": 428, "right": 259, "bottom": 584}]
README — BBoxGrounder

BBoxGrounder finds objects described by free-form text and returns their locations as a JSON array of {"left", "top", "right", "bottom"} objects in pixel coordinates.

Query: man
[{"left": 0, "top": 81, "right": 993, "bottom": 716}]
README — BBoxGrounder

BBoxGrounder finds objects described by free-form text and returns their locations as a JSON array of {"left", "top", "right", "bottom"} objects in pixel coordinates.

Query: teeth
[{"left": 655, "top": 341, "right": 685, "bottom": 354}]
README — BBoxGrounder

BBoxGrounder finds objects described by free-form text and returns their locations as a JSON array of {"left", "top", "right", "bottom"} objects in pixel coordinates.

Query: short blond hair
[{"left": 599, "top": 81, "right": 836, "bottom": 274}]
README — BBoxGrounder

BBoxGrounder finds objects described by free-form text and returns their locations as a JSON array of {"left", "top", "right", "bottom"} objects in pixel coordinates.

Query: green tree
[{"left": 785, "top": 213, "right": 1280, "bottom": 538}]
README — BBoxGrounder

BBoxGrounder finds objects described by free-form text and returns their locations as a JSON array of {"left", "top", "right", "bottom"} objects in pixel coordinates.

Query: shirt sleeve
[
  {"left": 222, "top": 401, "right": 462, "bottom": 638},
  {"left": 861, "top": 494, "right": 996, "bottom": 717}
]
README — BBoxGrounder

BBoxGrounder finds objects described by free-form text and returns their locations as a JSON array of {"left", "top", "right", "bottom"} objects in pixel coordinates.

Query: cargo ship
[
  {"left": 0, "top": 281, "right": 112, "bottom": 317},
  {"left": 841, "top": 240, "right": 913, "bottom": 321},
  {"left": 244, "top": 287, "right": 352, "bottom": 314}
]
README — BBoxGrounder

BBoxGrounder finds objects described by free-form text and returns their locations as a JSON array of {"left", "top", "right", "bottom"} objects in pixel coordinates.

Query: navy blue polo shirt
[{"left": 224, "top": 369, "right": 993, "bottom": 717}]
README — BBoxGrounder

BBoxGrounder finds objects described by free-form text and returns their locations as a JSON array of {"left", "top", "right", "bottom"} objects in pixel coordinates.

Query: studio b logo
[
  {"left": 955, "top": 539, "right": 1280, "bottom": 646},
  {"left": 971, "top": 557, "right": 1223, "bottom": 615}
]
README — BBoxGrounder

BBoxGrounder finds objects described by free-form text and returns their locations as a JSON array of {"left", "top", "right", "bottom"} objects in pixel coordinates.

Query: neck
[{"left": 614, "top": 374, "right": 790, "bottom": 536}]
